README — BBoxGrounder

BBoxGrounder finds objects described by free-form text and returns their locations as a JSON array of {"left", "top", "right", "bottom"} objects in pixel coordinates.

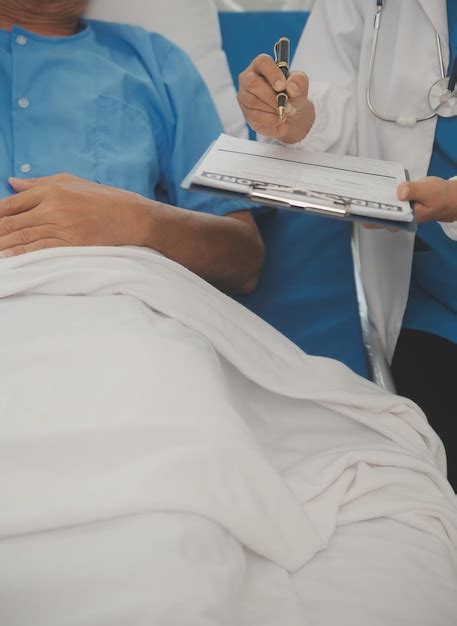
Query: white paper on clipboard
[{"left": 182, "top": 134, "right": 415, "bottom": 226}]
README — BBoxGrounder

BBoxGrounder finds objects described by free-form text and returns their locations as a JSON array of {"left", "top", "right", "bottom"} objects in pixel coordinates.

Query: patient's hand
[
  {"left": 0, "top": 174, "right": 151, "bottom": 257},
  {"left": 0, "top": 173, "right": 264, "bottom": 293}
]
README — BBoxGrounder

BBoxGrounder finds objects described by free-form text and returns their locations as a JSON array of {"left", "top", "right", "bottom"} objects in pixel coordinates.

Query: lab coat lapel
[{"left": 416, "top": 0, "right": 449, "bottom": 49}]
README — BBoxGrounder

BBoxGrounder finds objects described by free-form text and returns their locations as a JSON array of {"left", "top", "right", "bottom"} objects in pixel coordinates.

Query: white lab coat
[{"left": 292, "top": 0, "right": 457, "bottom": 361}]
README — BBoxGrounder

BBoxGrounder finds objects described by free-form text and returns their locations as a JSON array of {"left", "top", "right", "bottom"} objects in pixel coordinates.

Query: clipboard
[
  {"left": 181, "top": 135, "right": 416, "bottom": 232},
  {"left": 183, "top": 175, "right": 416, "bottom": 232},
  {"left": 246, "top": 180, "right": 415, "bottom": 231}
]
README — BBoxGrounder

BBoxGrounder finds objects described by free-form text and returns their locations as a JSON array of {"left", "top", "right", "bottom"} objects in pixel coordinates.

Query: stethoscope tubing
[{"left": 367, "top": 1, "right": 455, "bottom": 124}]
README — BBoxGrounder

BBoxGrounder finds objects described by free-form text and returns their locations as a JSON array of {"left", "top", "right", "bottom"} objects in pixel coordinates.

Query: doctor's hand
[
  {"left": 398, "top": 177, "right": 457, "bottom": 224},
  {"left": 0, "top": 174, "right": 151, "bottom": 257},
  {"left": 237, "top": 54, "right": 316, "bottom": 144}
]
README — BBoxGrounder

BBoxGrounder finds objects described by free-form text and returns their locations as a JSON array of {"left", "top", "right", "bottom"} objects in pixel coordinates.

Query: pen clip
[{"left": 274, "top": 41, "right": 280, "bottom": 63}]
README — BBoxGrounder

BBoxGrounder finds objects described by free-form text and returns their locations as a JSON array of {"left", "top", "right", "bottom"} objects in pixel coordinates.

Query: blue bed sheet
[
  {"left": 238, "top": 212, "right": 368, "bottom": 377},
  {"left": 218, "top": 12, "right": 368, "bottom": 378}
]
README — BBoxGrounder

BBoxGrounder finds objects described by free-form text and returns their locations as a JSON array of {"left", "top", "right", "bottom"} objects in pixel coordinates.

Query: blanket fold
[{"left": 1, "top": 247, "right": 456, "bottom": 576}]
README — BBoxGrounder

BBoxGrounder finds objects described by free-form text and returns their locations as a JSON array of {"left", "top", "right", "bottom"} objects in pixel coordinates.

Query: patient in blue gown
[{"left": 0, "top": 0, "right": 265, "bottom": 295}]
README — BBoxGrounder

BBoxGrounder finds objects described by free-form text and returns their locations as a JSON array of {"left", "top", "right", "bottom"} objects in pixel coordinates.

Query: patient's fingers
[
  {"left": 0, "top": 238, "right": 65, "bottom": 258},
  {"left": 9, "top": 173, "right": 76, "bottom": 191},
  {"left": 0, "top": 211, "right": 33, "bottom": 237},
  {"left": 0, "top": 187, "right": 43, "bottom": 217}
]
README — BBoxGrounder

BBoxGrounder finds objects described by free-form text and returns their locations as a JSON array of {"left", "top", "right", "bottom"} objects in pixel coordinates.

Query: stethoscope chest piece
[{"left": 429, "top": 77, "right": 457, "bottom": 118}]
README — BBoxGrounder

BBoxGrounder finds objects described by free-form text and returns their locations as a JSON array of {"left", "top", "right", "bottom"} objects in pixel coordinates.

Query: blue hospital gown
[{"left": 0, "top": 20, "right": 245, "bottom": 218}]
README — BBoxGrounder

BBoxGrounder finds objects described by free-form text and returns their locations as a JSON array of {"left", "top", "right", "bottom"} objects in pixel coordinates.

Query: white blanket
[{"left": 0, "top": 247, "right": 456, "bottom": 626}]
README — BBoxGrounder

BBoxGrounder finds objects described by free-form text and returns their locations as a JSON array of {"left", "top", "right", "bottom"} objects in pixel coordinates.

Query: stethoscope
[{"left": 367, "top": 0, "right": 457, "bottom": 127}]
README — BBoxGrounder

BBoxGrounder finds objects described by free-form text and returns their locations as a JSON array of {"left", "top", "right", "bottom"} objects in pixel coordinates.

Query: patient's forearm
[
  {"left": 0, "top": 175, "right": 264, "bottom": 292},
  {"left": 133, "top": 198, "right": 265, "bottom": 295}
]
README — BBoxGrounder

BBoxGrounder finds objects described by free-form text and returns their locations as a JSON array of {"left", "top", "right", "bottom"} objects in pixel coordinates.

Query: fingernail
[
  {"left": 399, "top": 184, "right": 409, "bottom": 201},
  {"left": 0, "top": 250, "right": 13, "bottom": 259},
  {"left": 288, "top": 83, "right": 300, "bottom": 97},
  {"left": 275, "top": 80, "right": 286, "bottom": 91},
  {"left": 8, "top": 177, "right": 26, "bottom": 186}
]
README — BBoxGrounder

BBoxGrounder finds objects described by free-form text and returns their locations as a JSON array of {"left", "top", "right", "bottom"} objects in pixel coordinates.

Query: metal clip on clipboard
[{"left": 248, "top": 184, "right": 350, "bottom": 217}]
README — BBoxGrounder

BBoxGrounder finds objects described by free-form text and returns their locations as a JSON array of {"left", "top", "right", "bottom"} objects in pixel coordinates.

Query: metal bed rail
[{"left": 352, "top": 234, "right": 397, "bottom": 393}]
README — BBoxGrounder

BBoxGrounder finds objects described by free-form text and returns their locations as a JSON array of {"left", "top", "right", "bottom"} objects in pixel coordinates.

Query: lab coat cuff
[
  {"left": 439, "top": 221, "right": 457, "bottom": 240},
  {"left": 439, "top": 177, "right": 457, "bottom": 240}
]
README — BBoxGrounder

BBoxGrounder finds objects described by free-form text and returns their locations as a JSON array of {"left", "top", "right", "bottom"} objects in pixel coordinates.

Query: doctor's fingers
[
  {"left": 245, "top": 54, "right": 289, "bottom": 92},
  {"left": 362, "top": 223, "right": 400, "bottom": 233},
  {"left": 238, "top": 71, "right": 282, "bottom": 111},
  {"left": 237, "top": 90, "right": 296, "bottom": 121},
  {"left": 286, "top": 72, "right": 310, "bottom": 100},
  {"left": 413, "top": 203, "right": 433, "bottom": 224},
  {"left": 412, "top": 202, "right": 456, "bottom": 224},
  {"left": 0, "top": 187, "right": 45, "bottom": 217},
  {"left": 236, "top": 105, "right": 290, "bottom": 136}
]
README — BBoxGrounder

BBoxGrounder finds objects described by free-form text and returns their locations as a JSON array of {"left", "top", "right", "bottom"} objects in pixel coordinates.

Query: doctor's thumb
[
  {"left": 398, "top": 178, "right": 448, "bottom": 206},
  {"left": 398, "top": 181, "right": 430, "bottom": 203},
  {"left": 286, "top": 72, "right": 309, "bottom": 98},
  {"left": 397, "top": 182, "right": 411, "bottom": 201}
]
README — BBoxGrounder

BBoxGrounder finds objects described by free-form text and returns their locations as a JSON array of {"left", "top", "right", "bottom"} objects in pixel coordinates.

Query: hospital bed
[{"left": 1, "top": 4, "right": 456, "bottom": 624}]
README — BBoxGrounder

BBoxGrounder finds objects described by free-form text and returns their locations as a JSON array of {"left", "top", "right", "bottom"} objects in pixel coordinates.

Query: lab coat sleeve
[
  {"left": 440, "top": 221, "right": 457, "bottom": 240},
  {"left": 290, "top": 0, "right": 366, "bottom": 156}
]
